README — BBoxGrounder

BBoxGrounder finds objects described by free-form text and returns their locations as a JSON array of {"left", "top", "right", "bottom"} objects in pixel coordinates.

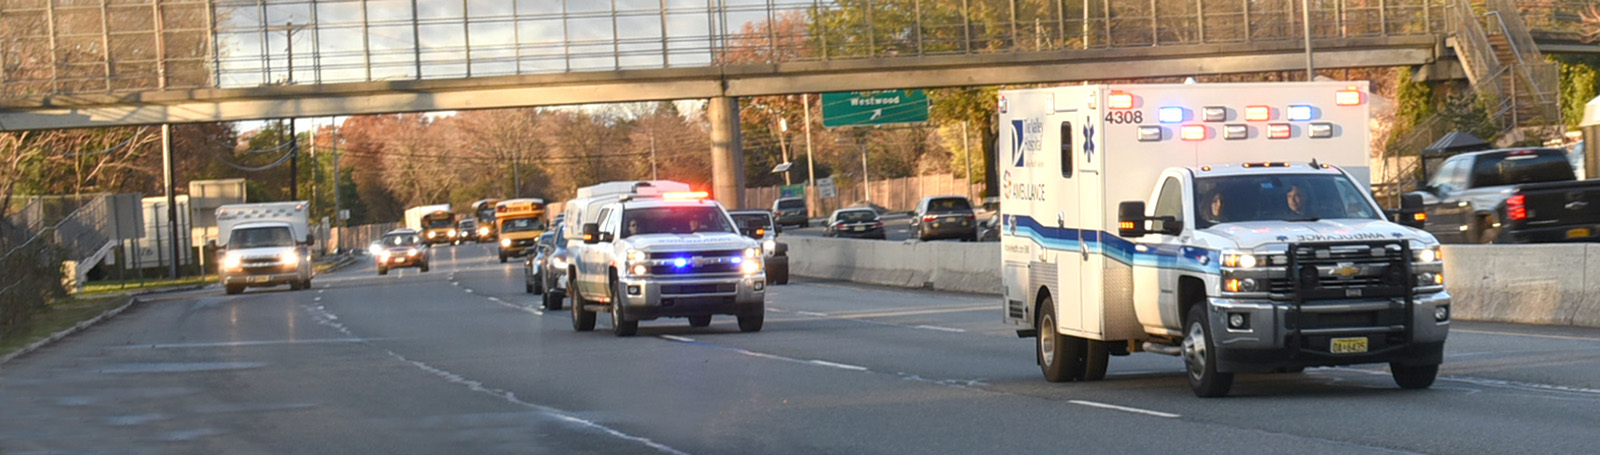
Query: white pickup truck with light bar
[
  {"left": 213, "top": 201, "right": 315, "bottom": 295},
  {"left": 568, "top": 189, "right": 767, "bottom": 337},
  {"left": 998, "top": 81, "right": 1449, "bottom": 397}
]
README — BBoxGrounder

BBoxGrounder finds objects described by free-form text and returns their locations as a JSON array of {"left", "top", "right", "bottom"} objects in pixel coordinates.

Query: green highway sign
[{"left": 821, "top": 89, "right": 930, "bottom": 128}]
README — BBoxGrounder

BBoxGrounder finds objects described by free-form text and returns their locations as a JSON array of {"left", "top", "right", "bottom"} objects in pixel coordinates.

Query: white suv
[{"left": 569, "top": 193, "right": 767, "bottom": 336}]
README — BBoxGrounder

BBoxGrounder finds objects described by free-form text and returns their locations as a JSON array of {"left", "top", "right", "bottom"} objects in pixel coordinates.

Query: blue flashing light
[
  {"left": 731, "top": 257, "right": 743, "bottom": 265},
  {"left": 673, "top": 258, "right": 688, "bottom": 268},
  {"left": 1158, "top": 106, "right": 1185, "bottom": 124},
  {"left": 1286, "top": 105, "right": 1313, "bottom": 121}
]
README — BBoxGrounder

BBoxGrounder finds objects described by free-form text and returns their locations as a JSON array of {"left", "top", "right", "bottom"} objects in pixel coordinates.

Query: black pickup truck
[{"left": 1409, "top": 148, "right": 1600, "bottom": 244}]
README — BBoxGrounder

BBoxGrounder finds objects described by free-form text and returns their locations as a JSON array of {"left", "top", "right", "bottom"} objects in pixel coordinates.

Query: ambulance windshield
[{"left": 1194, "top": 174, "right": 1380, "bottom": 229}]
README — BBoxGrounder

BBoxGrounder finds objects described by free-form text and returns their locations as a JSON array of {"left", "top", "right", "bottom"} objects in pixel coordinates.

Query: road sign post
[{"left": 821, "top": 90, "right": 930, "bottom": 128}]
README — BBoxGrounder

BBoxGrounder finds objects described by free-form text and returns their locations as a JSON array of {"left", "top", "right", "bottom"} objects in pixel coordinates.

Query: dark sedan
[
  {"left": 911, "top": 195, "right": 977, "bottom": 241},
  {"left": 825, "top": 208, "right": 886, "bottom": 239}
]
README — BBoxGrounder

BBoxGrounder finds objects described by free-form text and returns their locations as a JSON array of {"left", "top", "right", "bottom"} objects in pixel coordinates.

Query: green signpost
[{"left": 821, "top": 90, "right": 930, "bottom": 128}]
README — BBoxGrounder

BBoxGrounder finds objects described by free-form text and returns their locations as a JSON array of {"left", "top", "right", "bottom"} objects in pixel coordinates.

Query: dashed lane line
[{"left": 1068, "top": 400, "right": 1181, "bottom": 418}]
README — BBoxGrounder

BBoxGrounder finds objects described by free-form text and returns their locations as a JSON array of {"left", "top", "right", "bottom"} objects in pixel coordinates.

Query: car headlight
[
  {"left": 404, "top": 248, "right": 417, "bottom": 256},
  {"left": 279, "top": 251, "right": 299, "bottom": 264},
  {"left": 479, "top": 227, "right": 490, "bottom": 235},
  {"left": 449, "top": 230, "right": 458, "bottom": 237},
  {"left": 741, "top": 259, "right": 762, "bottom": 274},
  {"left": 1222, "top": 253, "right": 1257, "bottom": 268},
  {"left": 501, "top": 238, "right": 512, "bottom": 247},
  {"left": 1414, "top": 245, "right": 1441, "bottom": 263},
  {"left": 762, "top": 239, "right": 776, "bottom": 254},
  {"left": 626, "top": 249, "right": 646, "bottom": 262},
  {"left": 550, "top": 255, "right": 566, "bottom": 269},
  {"left": 744, "top": 247, "right": 760, "bottom": 259},
  {"left": 427, "top": 231, "right": 437, "bottom": 238},
  {"left": 630, "top": 264, "right": 648, "bottom": 276},
  {"left": 368, "top": 244, "right": 383, "bottom": 255},
  {"left": 378, "top": 250, "right": 392, "bottom": 259},
  {"left": 222, "top": 253, "right": 242, "bottom": 269}
]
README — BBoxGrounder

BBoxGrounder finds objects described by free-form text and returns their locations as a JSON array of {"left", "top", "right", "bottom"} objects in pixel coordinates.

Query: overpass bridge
[{"left": 0, "top": 0, "right": 1596, "bottom": 206}]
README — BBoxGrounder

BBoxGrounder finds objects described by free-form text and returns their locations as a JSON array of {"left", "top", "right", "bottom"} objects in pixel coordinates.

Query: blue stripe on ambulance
[{"left": 1008, "top": 215, "right": 1220, "bottom": 275}]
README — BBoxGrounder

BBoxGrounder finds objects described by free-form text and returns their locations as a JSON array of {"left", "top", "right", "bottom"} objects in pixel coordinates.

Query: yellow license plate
[
  {"left": 1567, "top": 228, "right": 1591, "bottom": 239},
  {"left": 249, "top": 276, "right": 271, "bottom": 283},
  {"left": 1330, "top": 337, "right": 1368, "bottom": 354}
]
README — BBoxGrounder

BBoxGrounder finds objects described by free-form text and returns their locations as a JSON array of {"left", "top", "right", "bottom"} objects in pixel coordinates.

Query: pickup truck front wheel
[
  {"left": 611, "top": 279, "right": 638, "bottom": 337},
  {"left": 1184, "top": 305, "right": 1234, "bottom": 397},
  {"left": 737, "top": 311, "right": 764, "bottom": 332},
  {"left": 1391, "top": 363, "right": 1438, "bottom": 389}
]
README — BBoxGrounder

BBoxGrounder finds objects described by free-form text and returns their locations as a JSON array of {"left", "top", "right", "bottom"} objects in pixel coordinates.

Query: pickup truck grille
[
  {"left": 649, "top": 250, "right": 743, "bottom": 259},
  {"left": 649, "top": 263, "right": 740, "bottom": 275},
  {"left": 660, "top": 283, "right": 737, "bottom": 295},
  {"left": 1282, "top": 241, "right": 1410, "bottom": 300}
]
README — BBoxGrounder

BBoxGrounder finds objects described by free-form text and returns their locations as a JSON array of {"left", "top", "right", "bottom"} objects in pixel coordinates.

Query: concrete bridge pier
[{"left": 709, "top": 96, "right": 746, "bottom": 209}]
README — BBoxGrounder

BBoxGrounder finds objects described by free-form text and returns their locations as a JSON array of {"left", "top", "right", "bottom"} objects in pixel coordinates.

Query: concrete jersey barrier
[{"left": 789, "top": 237, "right": 1600, "bottom": 328}]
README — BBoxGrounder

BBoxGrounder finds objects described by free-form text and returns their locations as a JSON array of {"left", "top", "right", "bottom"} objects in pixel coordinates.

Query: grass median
[
  {"left": 0, "top": 295, "right": 129, "bottom": 358},
  {"left": 78, "top": 275, "right": 214, "bottom": 296}
]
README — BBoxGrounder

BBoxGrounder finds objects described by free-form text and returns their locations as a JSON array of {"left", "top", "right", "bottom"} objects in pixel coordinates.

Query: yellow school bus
[{"left": 495, "top": 198, "right": 547, "bottom": 263}]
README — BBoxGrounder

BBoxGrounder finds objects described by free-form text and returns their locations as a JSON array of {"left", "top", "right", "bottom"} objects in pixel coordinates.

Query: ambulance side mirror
[
  {"left": 1118, "top": 202, "right": 1148, "bottom": 238},
  {"left": 582, "top": 223, "right": 601, "bottom": 244},
  {"left": 1397, "top": 194, "right": 1427, "bottom": 229}
]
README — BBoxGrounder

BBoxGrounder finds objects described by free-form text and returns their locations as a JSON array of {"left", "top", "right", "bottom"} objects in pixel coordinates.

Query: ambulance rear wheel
[
  {"left": 1184, "top": 305, "right": 1234, "bottom": 397},
  {"left": 1037, "top": 298, "right": 1086, "bottom": 382}
]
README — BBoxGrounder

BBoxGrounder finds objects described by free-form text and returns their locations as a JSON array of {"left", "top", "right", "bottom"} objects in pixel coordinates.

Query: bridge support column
[{"left": 709, "top": 96, "right": 745, "bottom": 209}]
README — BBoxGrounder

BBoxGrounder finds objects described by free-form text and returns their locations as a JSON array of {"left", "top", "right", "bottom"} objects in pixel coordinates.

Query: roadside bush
[{"left": 0, "top": 232, "right": 68, "bottom": 339}]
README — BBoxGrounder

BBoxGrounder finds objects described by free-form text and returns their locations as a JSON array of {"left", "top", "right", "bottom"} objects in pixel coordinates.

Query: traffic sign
[
  {"left": 821, "top": 90, "right": 929, "bottom": 128},
  {"left": 817, "top": 178, "right": 837, "bottom": 199}
]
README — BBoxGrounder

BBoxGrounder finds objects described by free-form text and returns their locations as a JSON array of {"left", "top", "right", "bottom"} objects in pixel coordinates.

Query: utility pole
[
  {"left": 162, "top": 124, "right": 179, "bottom": 279},
  {"left": 778, "top": 118, "right": 791, "bottom": 185},
  {"left": 331, "top": 116, "right": 342, "bottom": 251},
  {"left": 803, "top": 94, "right": 817, "bottom": 218},
  {"left": 859, "top": 138, "right": 870, "bottom": 203},
  {"left": 1302, "top": 0, "right": 1314, "bottom": 81},
  {"left": 270, "top": 22, "right": 309, "bottom": 200},
  {"left": 649, "top": 132, "right": 659, "bottom": 180}
]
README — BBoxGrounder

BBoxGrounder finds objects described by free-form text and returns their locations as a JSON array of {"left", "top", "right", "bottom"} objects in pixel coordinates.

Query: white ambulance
[{"left": 998, "top": 81, "right": 1449, "bottom": 397}]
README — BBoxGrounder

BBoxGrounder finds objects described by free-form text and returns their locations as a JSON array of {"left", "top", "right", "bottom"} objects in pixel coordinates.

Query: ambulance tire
[
  {"left": 571, "top": 270, "right": 596, "bottom": 332},
  {"left": 1391, "top": 363, "right": 1438, "bottom": 390},
  {"left": 1081, "top": 340, "right": 1110, "bottom": 381},
  {"left": 1036, "top": 298, "right": 1086, "bottom": 383},
  {"left": 1184, "top": 305, "right": 1234, "bottom": 397}
]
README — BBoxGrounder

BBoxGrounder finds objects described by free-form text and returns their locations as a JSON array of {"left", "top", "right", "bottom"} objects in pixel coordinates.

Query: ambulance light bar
[
  {"left": 1308, "top": 123, "right": 1334, "bottom": 138},
  {"left": 1203, "top": 107, "right": 1227, "bottom": 122},
  {"left": 1244, "top": 106, "right": 1271, "bottom": 121},
  {"left": 1159, "top": 107, "right": 1186, "bottom": 123},
  {"left": 1267, "top": 124, "right": 1292, "bottom": 139},
  {"left": 1287, "top": 105, "right": 1314, "bottom": 121},
  {"left": 1109, "top": 92, "right": 1134, "bottom": 109},
  {"left": 1336, "top": 88, "right": 1363, "bottom": 106},
  {"left": 1137, "top": 126, "right": 1162, "bottom": 142},
  {"left": 1180, "top": 125, "right": 1206, "bottom": 141},
  {"left": 1224, "top": 124, "right": 1248, "bottom": 140}
]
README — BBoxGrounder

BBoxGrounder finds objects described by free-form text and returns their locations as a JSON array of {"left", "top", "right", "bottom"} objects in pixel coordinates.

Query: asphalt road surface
[{"left": 5, "top": 244, "right": 1600, "bottom": 454}]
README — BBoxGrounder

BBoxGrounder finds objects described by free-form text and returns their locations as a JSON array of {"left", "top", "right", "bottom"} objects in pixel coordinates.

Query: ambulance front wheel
[{"left": 1037, "top": 298, "right": 1086, "bottom": 382}]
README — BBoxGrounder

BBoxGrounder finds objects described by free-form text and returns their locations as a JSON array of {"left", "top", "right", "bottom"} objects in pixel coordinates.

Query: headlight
[
  {"left": 1222, "top": 253, "right": 1257, "bottom": 268},
  {"left": 368, "top": 245, "right": 383, "bottom": 255},
  {"left": 1414, "top": 245, "right": 1441, "bottom": 263},
  {"left": 479, "top": 227, "right": 490, "bottom": 235},
  {"left": 449, "top": 230, "right": 458, "bottom": 237},
  {"left": 378, "top": 250, "right": 392, "bottom": 259},
  {"left": 407, "top": 248, "right": 419, "bottom": 256},
  {"left": 744, "top": 247, "right": 760, "bottom": 259},
  {"left": 222, "top": 253, "right": 241, "bottom": 269},
  {"left": 1223, "top": 278, "right": 1259, "bottom": 292},
  {"left": 741, "top": 260, "right": 762, "bottom": 274},
  {"left": 279, "top": 251, "right": 298, "bottom": 264},
  {"left": 551, "top": 256, "right": 566, "bottom": 269},
  {"left": 626, "top": 249, "right": 646, "bottom": 262},
  {"left": 428, "top": 232, "right": 437, "bottom": 238},
  {"left": 501, "top": 238, "right": 512, "bottom": 247},
  {"left": 630, "top": 264, "right": 648, "bottom": 276},
  {"left": 762, "top": 239, "right": 776, "bottom": 253}
]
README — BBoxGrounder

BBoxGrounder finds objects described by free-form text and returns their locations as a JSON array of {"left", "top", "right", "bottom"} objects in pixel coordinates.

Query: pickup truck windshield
[
  {"left": 1471, "top": 150, "right": 1575, "bottom": 187},
  {"left": 502, "top": 217, "right": 546, "bottom": 233},
  {"left": 233, "top": 226, "right": 296, "bottom": 248},
  {"left": 622, "top": 207, "right": 735, "bottom": 237},
  {"left": 1195, "top": 173, "right": 1380, "bottom": 229}
]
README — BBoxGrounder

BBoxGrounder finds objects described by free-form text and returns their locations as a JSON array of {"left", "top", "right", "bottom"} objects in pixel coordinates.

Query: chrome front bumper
[
  {"left": 615, "top": 273, "right": 766, "bottom": 320},
  {"left": 1207, "top": 291, "right": 1450, "bottom": 371}
]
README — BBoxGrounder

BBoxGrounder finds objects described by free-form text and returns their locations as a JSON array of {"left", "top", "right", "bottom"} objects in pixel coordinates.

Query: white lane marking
[
  {"left": 831, "top": 305, "right": 991, "bottom": 319},
  {"left": 659, "top": 335, "right": 695, "bottom": 343},
  {"left": 317, "top": 290, "right": 324, "bottom": 294},
  {"left": 113, "top": 338, "right": 368, "bottom": 349},
  {"left": 299, "top": 303, "right": 687, "bottom": 455},
  {"left": 464, "top": 289, "right": 474, "bottom": 294},
  {"left": 480, "top": 296, "right": 540, "bottom": 315},
  {"left": 913, "top": 325, "right": 965, "bottom": 333},
  {"left": 486, "top": 297, "right": 503, "bottom": 303},
  {"left": 314, "top": 297, "right": 322, "bottom": 302},
  {"left": 1068, "top": 400, "right": 1181, "bottom": 418},
  {"left": 739, "top": 351, "right": 795, "bottom": 362},
  {"left": 1456, "top": 328, "right": 1600, "bottom": 343},
  {"left": 533, "top": 309, "right": 544, "bottom": 315},
  {"left": 767, "top": 308, "right": 788, "bottom": 313},
  {"left": 452, "top": 282, "right": 460, "bottom": 286},
  {"left": 795, "top": 311, "right": 828, "bottom": 317},
  {"left": 809, "top": 360, "right": 869, "bottom": 371}
]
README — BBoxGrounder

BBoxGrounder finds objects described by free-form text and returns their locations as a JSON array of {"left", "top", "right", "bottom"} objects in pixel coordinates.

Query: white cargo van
[{"left": 998, "top": 81, "right": 1449, "bottom": 396}]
